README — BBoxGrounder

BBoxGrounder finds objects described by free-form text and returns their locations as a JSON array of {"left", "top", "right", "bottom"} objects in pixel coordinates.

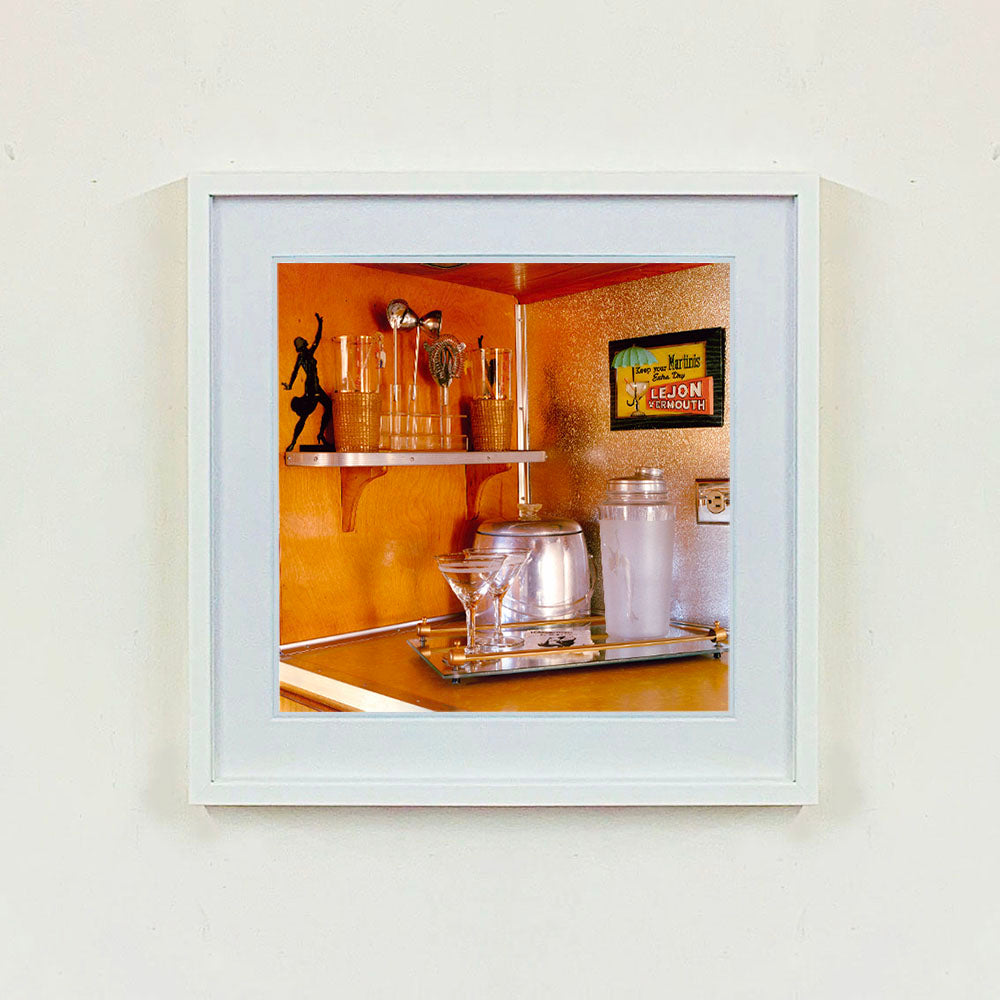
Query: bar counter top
[{"left": 279, "top": 626, "right": 729, "bottom": 713}]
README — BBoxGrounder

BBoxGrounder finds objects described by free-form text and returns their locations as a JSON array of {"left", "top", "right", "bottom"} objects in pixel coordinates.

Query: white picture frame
[{"left": 188, "top": 172, "right": 819, "bottom": 806}]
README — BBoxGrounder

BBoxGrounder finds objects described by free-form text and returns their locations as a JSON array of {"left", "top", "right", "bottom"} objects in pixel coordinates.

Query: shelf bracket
[
  {"left": 340, "top": 466, "right": 387, "bottom": 532},
  {"left": 465, "top": 463, "right": 511, "bottom": 521}
]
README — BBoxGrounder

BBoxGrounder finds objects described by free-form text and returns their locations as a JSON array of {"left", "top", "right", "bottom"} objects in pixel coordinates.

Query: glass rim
[
  {"left": 462, "top": 547, "right": 529, "bottom": 561},
  {"left": 435, "top": 551, "right": 505, "bottom": 566}
]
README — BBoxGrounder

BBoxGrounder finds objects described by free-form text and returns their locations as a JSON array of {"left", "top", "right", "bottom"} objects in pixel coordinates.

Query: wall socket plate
[{"left": 696, "top": 478, "right": 730, "bottom": 524}]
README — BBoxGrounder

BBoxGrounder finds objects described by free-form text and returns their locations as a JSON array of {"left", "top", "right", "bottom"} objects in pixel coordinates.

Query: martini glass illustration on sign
[
  {"left": 612, "top": 344, "right": 658, "bottom": 415},
  {"left": 435, "top": 552, "right": 507, "bottom": 656}
]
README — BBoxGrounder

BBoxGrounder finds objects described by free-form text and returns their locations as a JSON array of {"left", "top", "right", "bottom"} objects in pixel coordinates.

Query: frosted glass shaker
[{"left": 598, "top": 468, "right": 677, "bottom": 640}]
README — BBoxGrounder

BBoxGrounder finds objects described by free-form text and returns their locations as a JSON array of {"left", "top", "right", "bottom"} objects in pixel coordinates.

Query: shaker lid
[
  {"left": 605, "top": 467, "right": 672, "bottom": 497},
  {"left": 477, "top": 517, "right": 583, "bottom": 537}
]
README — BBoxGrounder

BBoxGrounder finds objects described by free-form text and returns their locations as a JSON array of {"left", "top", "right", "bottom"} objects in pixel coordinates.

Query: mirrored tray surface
[{"left": 409, "top": 619, "right": 727, "bottom": 683}]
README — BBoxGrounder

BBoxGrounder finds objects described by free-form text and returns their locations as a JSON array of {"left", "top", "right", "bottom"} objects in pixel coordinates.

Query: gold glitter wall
[{"left": 525, "top": 264, "right": 730, "bottom": 625}]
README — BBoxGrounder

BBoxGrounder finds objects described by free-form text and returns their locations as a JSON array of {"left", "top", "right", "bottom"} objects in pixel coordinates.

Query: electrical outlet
[{"left": 696, "top": 479, "right": 730, "bottom": 524}]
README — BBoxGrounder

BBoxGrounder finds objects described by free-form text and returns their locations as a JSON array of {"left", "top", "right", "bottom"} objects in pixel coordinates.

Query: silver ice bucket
[{"left": 473, "top": 515, "right": 594, "bottom": 624}]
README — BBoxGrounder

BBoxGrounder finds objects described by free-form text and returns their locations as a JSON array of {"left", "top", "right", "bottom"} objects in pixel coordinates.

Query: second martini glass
[
  {"left": 435, "top": 551, "right": 506, "bottom": 656},
  {"left": 466, "top": 549, "right": 531, "bottom": 652}
]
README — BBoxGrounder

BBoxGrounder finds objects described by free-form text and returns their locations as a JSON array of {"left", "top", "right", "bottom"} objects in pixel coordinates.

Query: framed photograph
[{"left": 188, "top": 172, "right": 818, "bottom": 805}]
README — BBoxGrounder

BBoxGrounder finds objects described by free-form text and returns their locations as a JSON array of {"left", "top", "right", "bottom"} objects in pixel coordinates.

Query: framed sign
[
  {"left": 609, "top": 327, "right": 725, "bottom": 430},
  {"left": 188, "top": 172, "right": 818, "bottom": 806}
]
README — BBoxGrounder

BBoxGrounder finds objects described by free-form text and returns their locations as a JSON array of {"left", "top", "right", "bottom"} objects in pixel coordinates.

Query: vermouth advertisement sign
[
  {"left": 646, "top": 374, "right": 714, "bottom": 413},
  {"left": 608, "top": 328, "right": 725, "bottom": 430}
]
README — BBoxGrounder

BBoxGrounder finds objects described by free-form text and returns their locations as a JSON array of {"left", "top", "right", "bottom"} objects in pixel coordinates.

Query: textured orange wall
[
  {"left": 278, "top": 263, "right": 518, "bottom": 644},
  {"left": 524, "top": 264, "right": 730, "bottom": 625}
]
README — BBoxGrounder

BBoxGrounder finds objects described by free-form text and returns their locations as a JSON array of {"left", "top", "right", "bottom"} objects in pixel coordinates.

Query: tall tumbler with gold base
[
  {"left": 331, "top": 334, "right": 382, "bottom": 452},
  {"left": 469, "top": 346, "right": 514, "bottom": 451}
]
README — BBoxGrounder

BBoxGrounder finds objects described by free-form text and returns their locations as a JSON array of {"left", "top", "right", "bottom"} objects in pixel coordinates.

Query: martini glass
[
  {"left": 435, "top": 552, "right": 506, "bottom": 657},
  {"left": 624, "top": 380, "right": 649, "bottom": 414},
  {"left": 465, "top": 549, "right": 531, "bottom": 652}
]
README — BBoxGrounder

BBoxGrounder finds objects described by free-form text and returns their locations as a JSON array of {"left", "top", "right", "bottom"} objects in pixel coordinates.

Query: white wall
[{"left": 3, "top": 2, "right": 998, "bottom": 997}]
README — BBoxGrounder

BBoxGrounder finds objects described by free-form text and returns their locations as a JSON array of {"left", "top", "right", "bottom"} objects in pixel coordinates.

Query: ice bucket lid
[{"left": 477, "top": 518, "right": 583, "bottom": 537}]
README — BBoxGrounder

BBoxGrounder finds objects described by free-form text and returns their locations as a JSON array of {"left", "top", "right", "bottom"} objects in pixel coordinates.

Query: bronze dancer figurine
[{"left": 282, "top": 313, "right": 332, "bottom": 451}]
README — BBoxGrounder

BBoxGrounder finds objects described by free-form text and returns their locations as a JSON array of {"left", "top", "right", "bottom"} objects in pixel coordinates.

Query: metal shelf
[
  {"left": 283, "top": 450, "right": 547, "bottom": 531},
  {"left": 284, "top": 449, "right": 546, "bottom": 468}
]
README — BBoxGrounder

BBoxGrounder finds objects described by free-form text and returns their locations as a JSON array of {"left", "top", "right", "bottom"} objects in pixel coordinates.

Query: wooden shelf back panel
[{"left": 278, "top": 263, "right": 519, "bottom": 644}]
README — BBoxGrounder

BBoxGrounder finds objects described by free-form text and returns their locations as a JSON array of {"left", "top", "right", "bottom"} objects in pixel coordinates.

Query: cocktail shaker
[{"left": 597, "top": 468, "right": 676, "bottom": 640}]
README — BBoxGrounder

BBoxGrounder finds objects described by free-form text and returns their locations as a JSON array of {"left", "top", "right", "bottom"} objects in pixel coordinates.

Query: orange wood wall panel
[{"left": 278, "top": 263, "right": 518, "bottom": 644}]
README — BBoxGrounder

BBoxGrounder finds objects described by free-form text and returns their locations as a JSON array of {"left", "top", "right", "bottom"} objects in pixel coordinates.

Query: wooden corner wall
[{"left": 278, "top": 263, "right": 519, "bottom": 645}]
